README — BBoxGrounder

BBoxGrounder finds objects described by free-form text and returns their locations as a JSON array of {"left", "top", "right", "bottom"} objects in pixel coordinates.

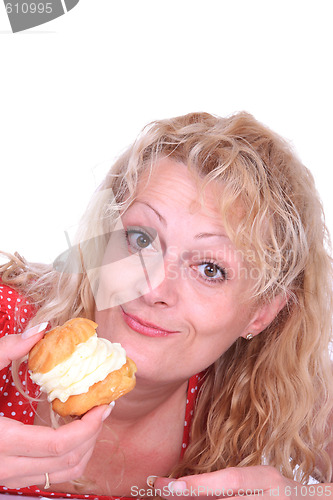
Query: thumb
[
  {"left": 81, "top": 401, "right": 116, "bottom": 426},
  {"left": 0, "top": 322, "right": 48, "bottom": 369}
]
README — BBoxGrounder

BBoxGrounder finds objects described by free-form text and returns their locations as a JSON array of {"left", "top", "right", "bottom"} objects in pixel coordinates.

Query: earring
[{"left": 246, "top": 333, "right": 253, "bottom": 341}]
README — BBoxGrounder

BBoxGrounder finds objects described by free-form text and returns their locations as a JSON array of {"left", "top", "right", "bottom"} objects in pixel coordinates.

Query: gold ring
[{"left": 44, "top": 472, "right": 51, "bottom": 490}]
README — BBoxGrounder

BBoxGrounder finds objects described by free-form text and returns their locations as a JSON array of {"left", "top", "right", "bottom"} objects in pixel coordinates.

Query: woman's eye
[
  {"left": 125, "top": 229, "right": 153, "bottom": 252},
  {"left": 196, "top": 262, "right": 227, "bottom": 283}
]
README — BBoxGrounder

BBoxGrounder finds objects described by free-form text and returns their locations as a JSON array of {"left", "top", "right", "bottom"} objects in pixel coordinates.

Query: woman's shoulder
[{"left": 0, "top": 281, "right": 35, "bottom": 339}]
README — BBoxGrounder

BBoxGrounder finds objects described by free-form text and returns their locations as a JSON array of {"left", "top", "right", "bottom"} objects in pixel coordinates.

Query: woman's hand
[
  {"left": 0, "top": 323, "right": 113, "bottom": 489},
  {"left": 0, "top": 322, "right": 48, "bottom": 370},
  {"left": 151, "top": 466, "right": 332, "bottom": 500},
  {"left": 0, "top": 406, "right": 112, "bottom": 489}
]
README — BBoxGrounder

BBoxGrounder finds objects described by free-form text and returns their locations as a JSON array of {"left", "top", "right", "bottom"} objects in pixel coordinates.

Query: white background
[{"left": 1, "top": 0, "right": 332, "bottom": 264}]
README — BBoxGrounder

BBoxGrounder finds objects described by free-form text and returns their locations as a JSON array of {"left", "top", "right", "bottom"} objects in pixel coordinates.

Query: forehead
[{"left": 134, "top": 158, "right": 223, "bottom": 222}]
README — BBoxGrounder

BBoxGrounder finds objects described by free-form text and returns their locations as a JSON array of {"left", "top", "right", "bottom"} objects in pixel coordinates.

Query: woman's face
[{"left": 95, "top": 159, "right": 260, "bottom": 383}]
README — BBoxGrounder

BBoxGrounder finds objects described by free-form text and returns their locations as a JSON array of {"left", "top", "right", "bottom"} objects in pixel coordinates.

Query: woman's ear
[{"left": 242, "top": 294, "right": 288, "bottom": 339}]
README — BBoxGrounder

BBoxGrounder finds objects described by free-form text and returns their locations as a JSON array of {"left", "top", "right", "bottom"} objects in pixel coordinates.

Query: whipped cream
[{"left": 30, "top": 334, "right": 126, "bottom": 403}]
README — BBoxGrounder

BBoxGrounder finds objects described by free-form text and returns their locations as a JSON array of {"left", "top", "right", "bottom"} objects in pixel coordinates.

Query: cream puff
[{"left": 28, "top": 318, "right": 136, "bottom": 417}]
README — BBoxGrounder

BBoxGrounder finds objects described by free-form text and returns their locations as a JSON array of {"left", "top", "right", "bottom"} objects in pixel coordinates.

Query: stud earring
[{"left": 246, "top": 333, "right": 254, "bottom": 340}]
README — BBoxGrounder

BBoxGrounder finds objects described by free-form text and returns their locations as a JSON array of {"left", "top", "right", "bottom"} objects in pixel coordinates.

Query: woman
[{"left": 0, "top": 111, "right": 332, "bottom": 499}]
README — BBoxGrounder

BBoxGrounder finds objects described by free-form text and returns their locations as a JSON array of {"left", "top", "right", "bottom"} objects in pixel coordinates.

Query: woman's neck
[{"left": 107, "top": 376, "right": 189, "bottom": 427}]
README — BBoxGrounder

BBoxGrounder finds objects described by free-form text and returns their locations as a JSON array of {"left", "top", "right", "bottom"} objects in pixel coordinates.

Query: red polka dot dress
[{"left": 0, "top": 283, "right": 204, "bottom": 499}]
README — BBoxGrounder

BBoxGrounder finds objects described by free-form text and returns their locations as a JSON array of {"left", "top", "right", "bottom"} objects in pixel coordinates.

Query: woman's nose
[{"left": 137, "top": 251, "right": 180, "bottom": 308}]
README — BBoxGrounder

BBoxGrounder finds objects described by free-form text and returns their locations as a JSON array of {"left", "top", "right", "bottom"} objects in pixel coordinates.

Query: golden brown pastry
[{"left": 28, "top": 318, "right": 136, "bottom": 417}]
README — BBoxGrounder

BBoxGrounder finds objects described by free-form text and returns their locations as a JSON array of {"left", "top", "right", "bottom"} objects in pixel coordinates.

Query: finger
[
  {"left": 0, "top": 404, "right": 112, "bottom": 457},
  {"left": 153, "top": 467, "right": 279, "bottom": 497},
  {"left": 3, "top": 442, "right": 96, "bottom": 489},
  {"left": 2, "top": 428, "right": 98, "bottom": 479},
  {"left": 47, "top": 438, "right": 97, "bottom": 486},
  {"left": 0, "top": 322, "right": 48, "bottom": 369}
]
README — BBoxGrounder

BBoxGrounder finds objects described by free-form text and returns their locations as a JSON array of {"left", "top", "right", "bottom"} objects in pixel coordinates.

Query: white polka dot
[
  {"left": 7, "top": 402, "right": 12, "bottom": 406},
  {"left": 7, "top": 304, "right": 11, "bottom": 309},
  {"left": 182, "top": 443, "right": 187, "bottom": 448},
  {"left": 11, "top": 412, "right": 16, "bottom": 416},
  {"left": 21, "top": 318, "right": 25, "bottom": 323},
  {"left": 8, "top": 290, "right": 12, "bottom": 294},
  {"left": 6, "top": 297, "right": 11, "bottom": 302}
]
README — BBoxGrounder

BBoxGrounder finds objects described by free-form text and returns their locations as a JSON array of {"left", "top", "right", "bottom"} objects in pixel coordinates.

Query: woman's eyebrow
[
  {"left": 136, "top": 201, "right": 167, "bottom": 226},
  {"left": 135, "top": 200, "right": 229, "bottom": 240},
  {"left": 194, "top": 232, "right": 229, "bottom": 240}
]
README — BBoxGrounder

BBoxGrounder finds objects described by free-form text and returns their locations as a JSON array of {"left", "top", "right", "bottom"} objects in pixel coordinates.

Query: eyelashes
[
  {"left": 194, "top": 261, "right": 228, "bottom": 284},
  {"left": 125, "top": 227, "right": 158, "bottom": 252},
  {"left": 124, "top": 226, "right": 228, "bottom": 285}
]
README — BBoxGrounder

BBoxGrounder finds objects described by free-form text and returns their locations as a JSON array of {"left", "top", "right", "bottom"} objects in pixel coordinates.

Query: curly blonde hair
[{"left": 1, "top": 111, "right": 332, "bottom": 484}]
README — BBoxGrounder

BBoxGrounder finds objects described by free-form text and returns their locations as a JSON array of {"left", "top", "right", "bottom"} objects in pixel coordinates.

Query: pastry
[{"left": 28, "top": 318, "right": 136, "bottom": 417}]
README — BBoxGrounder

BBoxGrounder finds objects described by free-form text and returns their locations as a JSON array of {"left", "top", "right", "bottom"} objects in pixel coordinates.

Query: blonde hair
[{"left": 1, "top": 111, "right": 332, "bottom": 483}]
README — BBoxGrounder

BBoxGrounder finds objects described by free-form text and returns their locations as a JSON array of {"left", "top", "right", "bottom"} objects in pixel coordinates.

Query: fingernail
[
  {"left": 168, "top": 481, "right": 188, "bottom": 493},
  {"left": 21, "top": 322, "right": 48, "bottom": 339},
  {"left": 102, "top": 403, "right": 114, "bottom": 421},
  {"left": 109, "top": 401, "right": 115, "bottom": 408},
  {"left": 146, "top": 476, "right": 158, "bottom": 488}
]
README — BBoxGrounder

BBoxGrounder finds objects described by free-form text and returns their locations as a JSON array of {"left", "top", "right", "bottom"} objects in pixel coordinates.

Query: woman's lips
[{"left": 120, "top": 308, "right": 179, "bottom": 337}]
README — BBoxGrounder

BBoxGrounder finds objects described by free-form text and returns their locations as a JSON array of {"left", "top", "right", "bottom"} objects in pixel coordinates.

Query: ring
[{"left": 44, "top": 472, "right": 51, "bottom": 490}]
